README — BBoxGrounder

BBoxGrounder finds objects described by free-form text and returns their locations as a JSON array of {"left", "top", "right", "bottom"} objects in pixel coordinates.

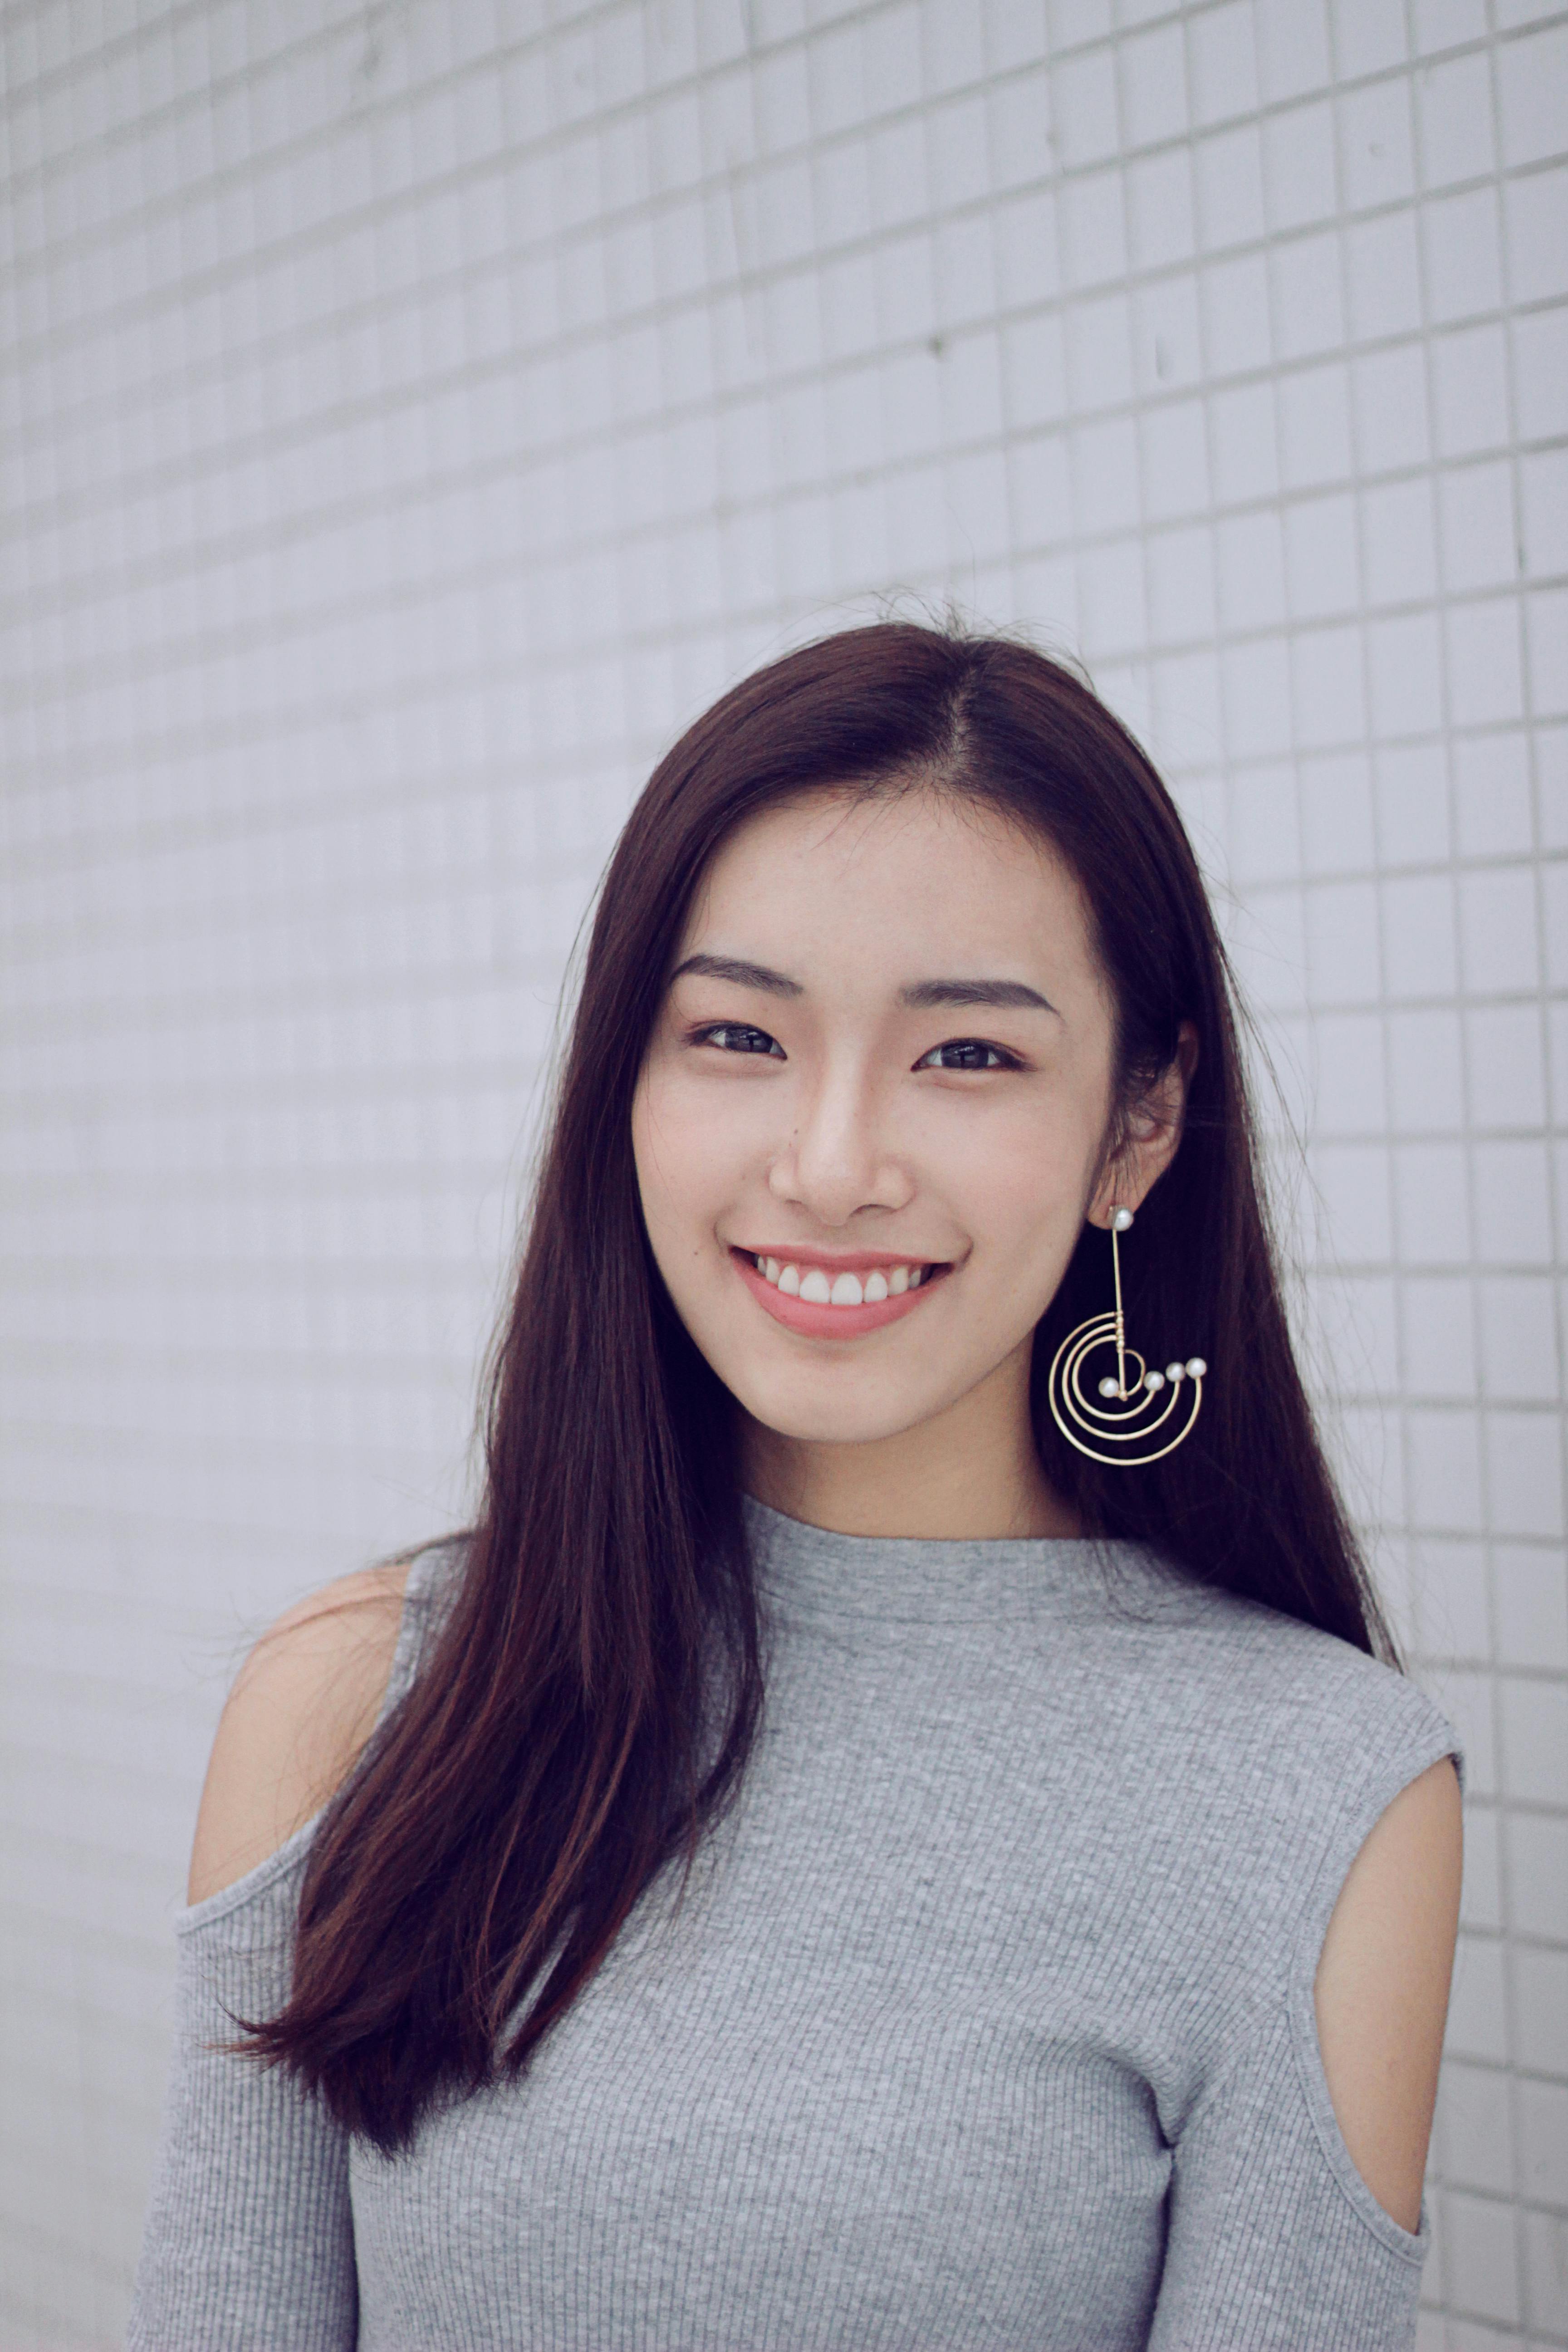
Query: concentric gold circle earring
[{"left": 1046, "top": 1206, "right": 1206, "bottom": 1466}]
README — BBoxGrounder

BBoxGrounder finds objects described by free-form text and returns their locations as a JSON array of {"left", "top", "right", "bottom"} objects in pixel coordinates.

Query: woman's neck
[{"left": 740, "top": 1347, "right": 1081, "bottom": 1542}]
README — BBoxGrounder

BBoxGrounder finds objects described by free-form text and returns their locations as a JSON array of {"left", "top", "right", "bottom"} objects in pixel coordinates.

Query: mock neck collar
[{"left": 742, "top": 1492, "right": 1141, "bottom": 1627}]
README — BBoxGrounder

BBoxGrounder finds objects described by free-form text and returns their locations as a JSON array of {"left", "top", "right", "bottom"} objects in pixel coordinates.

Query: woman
[{"left": 130, "top": 622, "right": 1462, "bottom": 2350}]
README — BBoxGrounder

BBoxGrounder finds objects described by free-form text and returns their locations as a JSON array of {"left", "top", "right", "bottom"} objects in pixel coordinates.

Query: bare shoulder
[
  {"left": 1313, "top": 1754, "right": 1463, "bottom": 2232},
  {"left": 186, "top": 1560, "right": 412, "bottom": 1905}
]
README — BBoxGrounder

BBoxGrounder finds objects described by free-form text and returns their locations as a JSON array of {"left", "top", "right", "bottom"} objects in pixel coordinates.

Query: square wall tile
[
  {"left": 1502, "top": 164, "right": 1568, "bottom": 309},
  {"left": 1277, "top": 362, "right": 1353, "bottom": 491},
  {"left": 1523, "top": 2206, "right": 1568, "bottom": 2342},
  {"left": 1377, "top": 743, "right": 1453, "bottom": 864},
  {"left": 1461, "top": 1803, "right": 1504, "bottom": 1933},
  {"left": 1417, "top": 49, "right": 1496, "bottom": 191},
  {"left": 1312, "top": 1007, "right": 1389, "bottom": 1131},
  {"left": 1408, "top": 1408, "right": 1485, "bottom": 1534},
  {"left": 1459, "top": 869, "right": 1540, "bottom": 997},
  {"left": 1465, "top": 1006, "right": 1546, "bottom": 1132},
  {"left": 1422, "top": 186, "right": 1504, "bottom": 325},
  {"left": 1436, "top": 2058, "right": 1515, "bottom": 2195},
  {"left": 1411, "top": 0, "right": 1488, "bottom": 48},
  {"left": 1453, "top": 735, "right": 1534, "bottom": 860},
  {"left": 1512, "top": 1944, "right": 1568, "bottom": 2078},
  {"left": 1255, "top": 0, "right": 1332, "bottom": 105},
  {"left": 1338, "top": 78, "right": 1416, "bottom": 212},
  {"left": 1395, "top": 1142, "right": 1471, "bottom": 1263},
  {"left": 1477, "top": 1276, "right": 1560, "bottom": 1404},
  {"left": 1353, "top": 342, "right": 1431, "bottom": 477},
  {"left": 1346, "top": 207, "right": 1425, "bottom": 343},
  {"left": 1484, "top": 1409, "right": 1565, "bottom": 1540},
  {"left": 1518, "top": 2076, "right": 1568, "bottom": 2206},
  {"left": 1332, "top": 0, "right": 1408, "bottom": 79},
  {"left": 1513, "top": 304, "right": 1568, "bottom": 443},
  {"left": 1307, "top": 878, "right": 1381, "bottom": 1002},
  {"left": 1496, "top": 20, "right": 1568, "bottom": 170},
  {"left": 1472, "top": 1142, "right": 1553, "bottom": 1268},
  {"left": 1493, "top": 1545, "right": 1568, "bottom": 1672},
  {"left": 1389, "top": 1008, "right": 1467, "bottom": 1132},
  {"left": 1301, "top": 752, "right": 1377, "bottom": 874},
  {"left": 1187, "top": 2, "right": 1259, "bottom": 126},
  {"left": 1403, "top": 1279, "right": 1478, "bottom": 1399},
  {"left": 1310, "top": 1140, "right": 1393, "bottom": 1261},
  {"left": 1431, "top": 324, "right": 1511, "bottom": 462},
  {"left": 1383, "top": 872, "right": 1459, "bottom": 1000},
  {"left": 1369, "top": 609, "right": 1444, "bottom": 740},
  {"left": 1443, "top": 1931, "right": 1508, "bottom": 2063},
  {"left": 1438, "top": 2187, "right": 1520, "bottom": 2324},
  {"left": 1413, "top": 1539, "right": 1491, "bottom": 1660},
  {"left": 1194, "top": 125, "right": 1267, "bottom": 251}
]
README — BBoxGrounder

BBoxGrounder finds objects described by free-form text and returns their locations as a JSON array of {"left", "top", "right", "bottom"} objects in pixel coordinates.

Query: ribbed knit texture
[{"left": 128, "top": 1500, "right": 1461, "bottom": 2350}]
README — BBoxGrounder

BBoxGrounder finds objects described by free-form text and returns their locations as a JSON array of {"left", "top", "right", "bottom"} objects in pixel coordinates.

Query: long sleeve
[{"left": 125, "top": 1841, "right": 358, "bottom": 2350}]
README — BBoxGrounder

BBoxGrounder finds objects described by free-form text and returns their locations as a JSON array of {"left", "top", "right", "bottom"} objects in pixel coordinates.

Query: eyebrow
[
  {"left": 670, "top": 953, "right": 804, "bottom": 997},
  {"left": 669, "top": 954, "right": 1058, "bottom": 1015},
  {"left": 901, "top": 976, "right": 1058, "bottom": 1014}
]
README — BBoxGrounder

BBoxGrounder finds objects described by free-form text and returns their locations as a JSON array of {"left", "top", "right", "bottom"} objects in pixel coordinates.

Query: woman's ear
[{"left": 1087, "top": 1020, "right": 1199, "bottom": 1228}]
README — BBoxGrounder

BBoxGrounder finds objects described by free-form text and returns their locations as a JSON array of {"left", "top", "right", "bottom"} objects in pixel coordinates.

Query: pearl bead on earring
[{"left": 1049, "top": 1201, "right": 1207, "bottom": 1465}]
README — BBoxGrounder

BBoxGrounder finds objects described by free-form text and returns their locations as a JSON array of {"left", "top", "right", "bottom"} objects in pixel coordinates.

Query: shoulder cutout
[
  {"left": 186, "top": 1561, "right": 411, "bottom": 1905},
  {"left": 1313, "top": 1754, "right": 1463, "bottom": 2233}
]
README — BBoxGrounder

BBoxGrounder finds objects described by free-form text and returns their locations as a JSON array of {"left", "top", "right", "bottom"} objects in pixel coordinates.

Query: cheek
[
  {"left": 937, "top": 1096, "right": 1098, "bottom": 1238},
  {"left": 632, "top": 1072, "right": 738, "bottom": 1256},
  {"left": 987, "top": 1168, "right": 1089, "bottom": 1299}
]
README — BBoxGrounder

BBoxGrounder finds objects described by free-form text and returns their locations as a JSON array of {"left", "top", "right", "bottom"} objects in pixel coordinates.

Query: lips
[{"left": 730, "top": 1247, "right": 952, "bottom": 1338}]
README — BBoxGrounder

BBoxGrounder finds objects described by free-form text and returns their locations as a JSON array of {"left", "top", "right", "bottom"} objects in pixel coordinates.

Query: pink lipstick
[{"left": 730, "top": 1247, "right": 952, "bottom": 1339}]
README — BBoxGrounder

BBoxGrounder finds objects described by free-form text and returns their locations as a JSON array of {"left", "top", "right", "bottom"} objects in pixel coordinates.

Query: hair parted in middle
[{"left": 240, "top": 618, "right": 1395, "bottom": 2153}]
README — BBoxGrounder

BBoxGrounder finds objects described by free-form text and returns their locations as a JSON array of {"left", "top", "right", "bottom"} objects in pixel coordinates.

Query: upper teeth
[{"left": 754, "top": 1256, "right": 929, "bottom": 1306}]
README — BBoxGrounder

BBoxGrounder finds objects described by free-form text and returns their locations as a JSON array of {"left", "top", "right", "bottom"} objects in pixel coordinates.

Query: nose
[{"left": 767, "top": 1059, "right": 914, "bottom": 1226}]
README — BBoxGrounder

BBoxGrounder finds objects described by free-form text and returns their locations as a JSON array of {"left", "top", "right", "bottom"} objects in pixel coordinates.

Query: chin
[{"left": 735, "top": 1376, "right": 945, "bottom": 1450}]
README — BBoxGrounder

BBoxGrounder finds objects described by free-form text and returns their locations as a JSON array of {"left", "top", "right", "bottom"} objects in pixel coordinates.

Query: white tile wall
[{"left": 0, "top": 1, "right": 1563, "bottom": 2342}]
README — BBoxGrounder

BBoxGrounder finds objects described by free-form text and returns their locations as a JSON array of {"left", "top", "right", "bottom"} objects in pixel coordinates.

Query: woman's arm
[
  {"left": 127, "top": 1564, "right": 412, "bottom": 2350},
  {"left": 1313, "top": 1754, "right": 1462, "bottom": 2230},
  {"left": 1148, "top": 1744, "right": 1463, "bottom": 2352},
  {"left": 187, "top": 1562, "right": 410, "bottom": 1900}
]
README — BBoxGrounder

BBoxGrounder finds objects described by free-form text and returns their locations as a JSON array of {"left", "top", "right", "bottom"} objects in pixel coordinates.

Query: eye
[
  {"left": 915, "top": 1038, "right": 1022, "bottom": 1072},
  {"left": 690, "top": 1022, "right": 786, "bottom": 1059}
]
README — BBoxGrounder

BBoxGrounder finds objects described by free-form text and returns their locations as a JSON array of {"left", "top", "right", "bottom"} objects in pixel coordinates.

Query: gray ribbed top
[{"left": 129, "top": 1499, "right": 1460, "bottom": 2350}]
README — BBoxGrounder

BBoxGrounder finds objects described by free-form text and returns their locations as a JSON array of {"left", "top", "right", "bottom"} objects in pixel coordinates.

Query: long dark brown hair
[{"left": 245, "top": 620, "right": 1396, "bottom": 2151}]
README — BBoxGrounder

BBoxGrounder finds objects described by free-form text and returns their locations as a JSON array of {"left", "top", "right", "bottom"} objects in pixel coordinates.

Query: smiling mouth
[
  {"left": 743, "top": 1252, "right": 949, "bottom": 1306},
  {"left": 729, "top": 1246, "right": 954, "bottom": 1335}
]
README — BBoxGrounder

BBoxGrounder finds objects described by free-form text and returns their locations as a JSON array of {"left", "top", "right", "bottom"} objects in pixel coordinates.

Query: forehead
[{"left": 681, "top": 788, "right": 1098, "bottom": 976}]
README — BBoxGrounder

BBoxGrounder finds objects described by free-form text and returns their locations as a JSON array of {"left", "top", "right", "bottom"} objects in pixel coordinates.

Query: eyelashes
[
  {"left": 689, "top": 1023, "right": 786, "bottom": 1058},
  {"left": 914, "top": 1040, "right": 1020, "bottom": 1072},
  {"left": 686, "top": 1024, "right": 1023, "bottom": 1073}
]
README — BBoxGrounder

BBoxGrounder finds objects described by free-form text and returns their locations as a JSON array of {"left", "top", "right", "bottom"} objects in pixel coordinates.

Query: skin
[
  {"left": 632, "top": 789, "right": 1188, "bottom": 1540},
  {"left": 186, "top": 1566, "right": 409, "bottom": 1905},
  {"left": 631, "top": 784, "right": 1459, "bottom": 2231},
  {"left": 190, "top": 780, "right": 1459, "bottom": 2241}
]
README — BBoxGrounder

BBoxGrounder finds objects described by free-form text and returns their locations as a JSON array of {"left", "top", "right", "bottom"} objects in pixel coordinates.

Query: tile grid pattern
[{"left": 0, "top": 0, "right": 1563, "bottom": 2342}]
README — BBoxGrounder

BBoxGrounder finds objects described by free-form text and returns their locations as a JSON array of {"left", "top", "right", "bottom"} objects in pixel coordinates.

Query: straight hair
[{"left": 243, "top": 621, "right": 1396, "bottom": 2151}]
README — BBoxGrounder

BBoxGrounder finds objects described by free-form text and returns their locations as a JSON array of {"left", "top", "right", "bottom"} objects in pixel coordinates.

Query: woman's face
[{"left": 632, "top": 787, "right": 1129, "bottom": 1459}]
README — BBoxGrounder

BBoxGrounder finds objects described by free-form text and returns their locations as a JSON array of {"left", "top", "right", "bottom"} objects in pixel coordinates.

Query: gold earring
[{"left": 1046, "top": 1206, "right": 1205, "bottom": 1466}]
